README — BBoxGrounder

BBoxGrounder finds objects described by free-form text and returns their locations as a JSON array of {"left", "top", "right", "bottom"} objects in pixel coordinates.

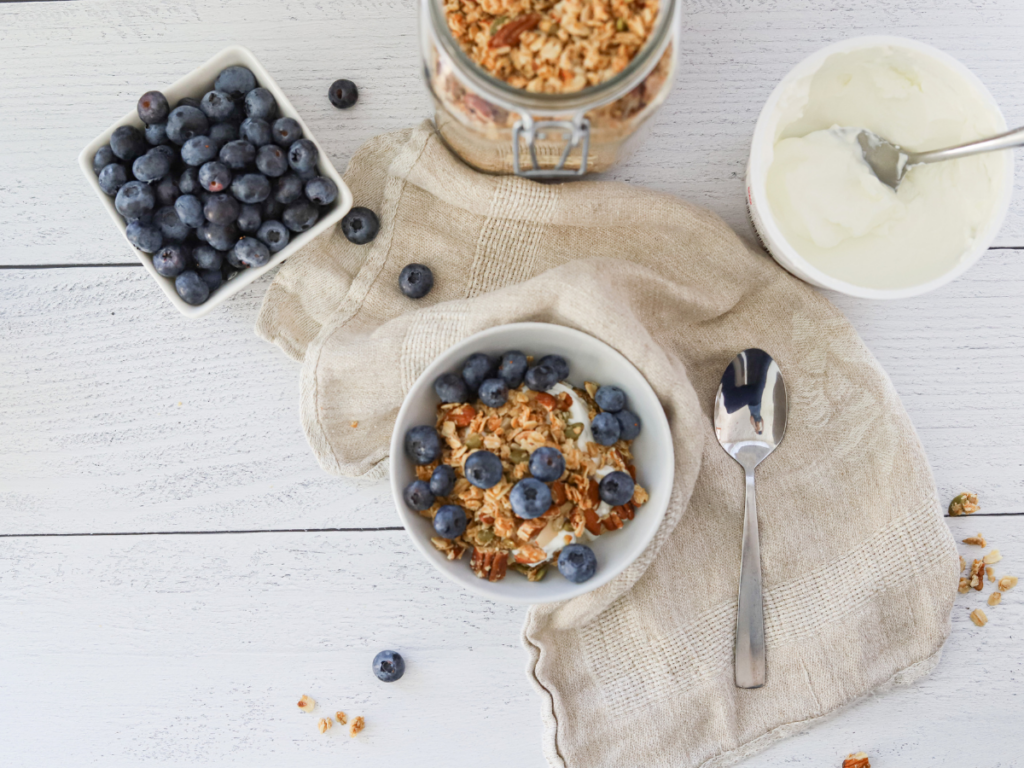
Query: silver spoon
[
  {"left": 714, "top": 349, "right": 788, "bottom": 689},
  {"left": 857, "top": 124, "right": 1024, "bottom": 191}
]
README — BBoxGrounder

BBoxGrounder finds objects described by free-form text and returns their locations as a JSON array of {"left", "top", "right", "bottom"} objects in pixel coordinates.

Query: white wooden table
[{"left": 2, "top": 1, "right": 1022, "bottom": 765}]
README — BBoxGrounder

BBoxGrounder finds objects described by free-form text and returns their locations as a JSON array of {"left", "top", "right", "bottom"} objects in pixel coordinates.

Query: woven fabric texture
[{"left": 255, "top": 122, "right": 959, "bottom": 768}]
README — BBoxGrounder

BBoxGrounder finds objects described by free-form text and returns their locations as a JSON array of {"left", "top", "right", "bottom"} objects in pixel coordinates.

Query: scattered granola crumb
[
  {"left": 958, "top": 577, "right": 970, "bottom": 594},
  {"left": 970, "top": 608, "right": 988, "bottom": 626},
  {"left": 970, "top": 559, "right": 985, "bottom": 591},
  {"left": 350, "top": 421, "right": 359, "bottom": 428},
  {"left": 959, "top": 555, "right": 966, "bottom": 573},
  {"left": 297, "top": 694, "right": 316, "bottom": 713},
  {"left": 335, "top": 711, "right": 347, "bottom": 725},
  {"left": 317, "top": 717, "right": 332, "bottom": 734},
  {"left": 350, "top": 715, "right": 365, "bottom": 737},
  {"left": 998, "top": 575, "right": 1018, "bottom": 592},
  {"left": 986, "top": 565, "right": 995, "bottom": 582},
  {"left": 962, "top": 532, "right": 986, "bottom": 547},
  {"left": 843, "top": 752, "right": 870, "bottom": 768},
  {"left": 983, "top": 549, "right": 1002, "bottom": 565},
  {"left": 988, "top": 592, "right": 1002, "bottom": 606},
  {"left": 948, "top": 492, "right": 980, "bottom": 516}
]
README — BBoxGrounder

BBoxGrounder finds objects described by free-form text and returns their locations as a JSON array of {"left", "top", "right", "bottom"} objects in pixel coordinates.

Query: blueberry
[
  {"left": 130, "top": 150, "right": 170, "bottom": 184},
  {"left": 433, "top": 372, "right": 468, "bottom": 404},
  {"left": 537, "top": 355, "right": 569, "bottom": 381},
  {"left": 594, "top": 385, "right": 626, "bottom": 413},
  {"left": 591, "top": 412, "right": 621, "bottom": 446},
  {"left": 214, "top": 65, "right": 256, "bottom": 97},
  {"left": 199, "top": 268, "right": 223, "bottom": 292},
  {"left": 282, "top": 199, "right": 319, "bottom": 232},
  {"left": 273, "top": 174, "right": 304, "bottom": 205},
  {"left": 175, "top": 97, "right": 202, "bottom": 110},
  {"left": 154, "top": 176, "right": 181, "bottom": 207},
  {"left": 429, "top": 464, "right": 456, "bottom": 497},
  {"left": 497, "top": 351, "right": 528, "bottom": 388},
  {"left": 198, "top": 161, "right": 232, "bottom": 193},
  {"left": 304, "top": 176, "right": 337, "bottom": 206},
  {"left": 256, "top": 220, "right": 290, "bottom": 252},
  {"left": 598, "top": 471, "right": 634, "bottom": 506},
  {"left": 240, "top": 117, "right": 273, "bottom": 147},
  {"left": 224, "top": 245, "right": 246, "bottom": 270},
  {"left": 464, "top": 450, "right": 503, "bottom": 489},
  {"left": 218, "top": 139, "right": 255, "bottom": 170},
  {"left": 462, "top": 353, "right": 496, "bottom": 394},
  {"left": 207, "top": 121, "right": 237, "bottom": 149},
  {"left": 154, "top": 205, "right": 190, "bottom": 242},
  {"left": 243, "top": 87, "right": 277, "bottom": 121},
  {"left": 231, "top": 173, "right": 272, "bottom": 204},
  {"left": 200, "top": 90, "right": 236, "bottom": 122},
  {"left": 237, "top": 204, "right": 261, "bottom": 234},
  {"left": 150, "top": 144, "right": 178, "bottom": 166},
  {"left": 152, "top": 243, "right": 189, "bottom": 277},
  {"left": 255, "top": 144, "right": 289, "bottom": 177},
  {"left": 615, "top": 410, "right": 641, "bottom": 440},
  {"left": 125, "top": 219, "right": 163, "bottom": 253},
  {"left": 524, "top": 364, "right": 558, "bottom": 392},
  {"left": 166, "top": 106, "right": 210, "bottom": 145},
  {"left": 137, "top": 91, "right": 169, "bottom": 124},
  {"left": 192, "top": 243, "right": 222, "bottom": 271},
  {"left": 201, "top": 193, "right": 240, "bottom": 226},
  {"left": 174, "top": 194, "right": 204, "bottom": 228},
  {"left": 433, "top": 504, "right": 467, "bottom": 539},
  {"left": 174, "top": 270, "right": 209, "bottom": 305},
  {"left": 529, "top": 446, "right": 565, "bottom": 483},
  {"left": 340, "top": 206, "right": 379, "bottom": 245},
  {"left": 397, "top": 263, "right": 433, "bottom": 299},
  {"left": 93, "top": 145, "right": 116, "bottom": 174},
  {"left": 478, "top": 378, "right": 509, "bottom": 408},
  {"left": 231, "top": 236, "right": 271, "bottom": 268},
  {"left": 181, "top": 135, "right": 218, "bottom": 166},
  {"left": 179, "top": 166, "right": 201, "bottom": 195},
  {"left": 328, "top": 79, "right": 359, "bottom": 109},
  {"left": 199, "top": 221, "right": 239, "bottom": 251},
  {"left": 110, "top": 125, "right": 147, "bottom": 161},
  {"left": 510, "top": 478, "right": 552, "bottom": 519},
  {"left": 97, "top": 163, "right": 128, "bottom": 196},
  {"left": 114, "top": 181, "right": 155, "bottom": 220},
  {"left": 402, "top": 479, "right": 435, "bottom": 511},
  {"left": 261, "top": 196, "right": 284, "bottom": 220},
  {"left": 287, "top": 138, "right": 318, "bottom": 174},
  {"left": 557, "top": 544, "right": 596, "bottom": 583},
  {"left": 372, "top": 650, "right": 405, "bottom": 683},
  {"left": 405, "top": 425, "right": 441, "bottom": 465},
  {"left": 296, "top": 166, "right": 318, "bottom": 181},
  {"left": 271, "top": 117, "right": 303, "bottom": 147},
  {"left": 145, "top": 122, "right": 169, "bottom": 146}
]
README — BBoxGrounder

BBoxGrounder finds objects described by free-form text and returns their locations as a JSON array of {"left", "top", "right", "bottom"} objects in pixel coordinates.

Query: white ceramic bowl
[
  {"left": 746, "top": 36, "right": 1014, "bottom": 300},
  {"left": 78, "top": 45, "right": 353, "bottom": 319},
  {"left": 388, "top": 322, "right": 675, "bottom": 605}
]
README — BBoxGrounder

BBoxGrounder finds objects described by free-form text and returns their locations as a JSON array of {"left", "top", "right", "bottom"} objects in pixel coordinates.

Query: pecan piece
[
  {"left": 489, "top": 13, "right": 541, "bottom": 48},
  {"left": 613, "top": 502, "right": 635, "bottom": 521},
  {"left": 557, "top": 392, "right": 573, "bottom": 410},
  {"left": 603, "top": 510, "right": 624, "bottom": 532},
  {"left": 583, "top": 507, "right": 602, "bottom": 536},
  {"left": 842, "top": 753, "right": 870, "bottom": 768},
  {"left": 471, "top": 548, "right": 509, "bottom": 581},
  {"left": 534, "top": 392, "right": 557, "bottom": 412},
  {"left": 448, "top": 404, "right": 476, "bottom": 427},
  {"left": 551, "top": 480, "right": 567, "bottom": 506}
]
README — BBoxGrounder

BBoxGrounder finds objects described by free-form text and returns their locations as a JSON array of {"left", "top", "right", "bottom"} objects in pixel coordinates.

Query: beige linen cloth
[{"left": 256, "top": 122, "right": 959, "bottom": 767}]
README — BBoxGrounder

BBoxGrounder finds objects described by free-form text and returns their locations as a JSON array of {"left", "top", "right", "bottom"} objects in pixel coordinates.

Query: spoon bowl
[{"left": 714, "top": 349, "right": 788, "bottom": 688}]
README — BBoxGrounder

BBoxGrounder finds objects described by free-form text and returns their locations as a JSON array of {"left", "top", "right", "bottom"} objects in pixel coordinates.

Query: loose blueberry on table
[
  {"left": 372, "top": 650, "right": 405, "bottom": 683},
  {"left": 398, "top": 263, "right": 434, "bottom": 299},
  {"left": 402, "top": 351, "right": 649, "bottom": 583},
  {"left": 94, "top": 65, "right": 344, "bottom": 306}
]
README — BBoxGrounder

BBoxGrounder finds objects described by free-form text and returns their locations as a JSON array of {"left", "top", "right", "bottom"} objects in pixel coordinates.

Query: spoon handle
[
  {"left": 735, "top": 468, "right": 766, "bottom": 689},
  {"left": 909, "top": 125, "right": 1024, "bottom": 166}
]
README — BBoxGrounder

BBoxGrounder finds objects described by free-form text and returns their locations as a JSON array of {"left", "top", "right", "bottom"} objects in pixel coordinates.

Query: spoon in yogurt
[{"left": 857, "top": 124, "right": 1024, "bottom": 190}]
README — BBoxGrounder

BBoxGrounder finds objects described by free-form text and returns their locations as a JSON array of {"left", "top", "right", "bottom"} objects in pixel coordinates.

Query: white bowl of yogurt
[
  {"left": 746, "top": 36, "right": 1014, "bottom": 299},
  {"left": 388, "top": 322, "right": 674, "bottom": 605}
]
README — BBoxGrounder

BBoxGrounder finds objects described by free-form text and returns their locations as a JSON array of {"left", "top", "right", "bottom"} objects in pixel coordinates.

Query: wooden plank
[
  {"left": 0, "top": 517, "right": 1020, "bottom": 766},
  {"left": 3, "top": 251, "right": 1024, "bottom": 534},
  {"left": 2, "top": 0, "right": 1024, "bottom": 266}
]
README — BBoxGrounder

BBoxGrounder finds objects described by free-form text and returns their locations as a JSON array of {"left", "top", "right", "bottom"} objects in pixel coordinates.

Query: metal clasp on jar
[{"left": 512, "top": 114, "right": 590, "bottom": 178}]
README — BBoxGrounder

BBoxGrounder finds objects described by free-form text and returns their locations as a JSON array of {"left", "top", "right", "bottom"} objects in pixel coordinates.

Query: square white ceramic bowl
[
  {"left": 78, "top": 45, "right": 353, "bottom": 319},
  {"left": 389, "top": 323, "right": 675, "bottom": 605}
]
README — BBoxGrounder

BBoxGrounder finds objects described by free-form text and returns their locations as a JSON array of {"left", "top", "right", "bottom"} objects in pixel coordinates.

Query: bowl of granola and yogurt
[{"left": 389, "top": 322, "right": 674, "bottom": 604}]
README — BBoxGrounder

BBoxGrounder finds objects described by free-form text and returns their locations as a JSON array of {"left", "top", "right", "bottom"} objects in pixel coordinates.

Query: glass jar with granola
[{"left": 419, "top": 0, "right": 679, "bottom": 177}]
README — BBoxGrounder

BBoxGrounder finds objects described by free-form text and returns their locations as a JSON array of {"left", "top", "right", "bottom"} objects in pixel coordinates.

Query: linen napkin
[{"left": 256, "top": 122, "right": 959, "bottom": 768}]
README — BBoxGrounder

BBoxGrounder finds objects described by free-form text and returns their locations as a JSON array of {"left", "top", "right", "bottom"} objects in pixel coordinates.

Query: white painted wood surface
[{"left": 2, "top": 0, "right": 1024, "bottom": 765}]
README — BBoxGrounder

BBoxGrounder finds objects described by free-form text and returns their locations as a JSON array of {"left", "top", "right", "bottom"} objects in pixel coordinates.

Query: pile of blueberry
[
  {"left": 92, "top": 66, "right": 344, "bottom": 306},
  {"left": 402, "top": 351, "right": 643, "bottom": 585}
]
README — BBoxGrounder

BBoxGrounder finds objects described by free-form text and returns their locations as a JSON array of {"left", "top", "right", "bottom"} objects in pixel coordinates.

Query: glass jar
[{"left": 419, "top": 0, "right": 679, "bottom": 178}]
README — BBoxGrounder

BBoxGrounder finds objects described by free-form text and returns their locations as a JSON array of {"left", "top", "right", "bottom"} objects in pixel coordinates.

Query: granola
[
  {"left": 444, "top": 0, "right": 660, "bottom": 94},
  {"left": 412, "top": 369, "right": 647, "bottom": 583}
]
